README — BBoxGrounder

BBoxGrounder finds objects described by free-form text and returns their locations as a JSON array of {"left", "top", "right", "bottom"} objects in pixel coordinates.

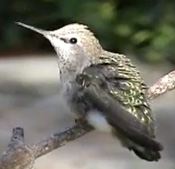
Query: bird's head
[
  {"left": 17, "top": 22, "right": 103, "bottom": 81},
  {"left": 17, "top": 22, "right": 102, "bottom": 63}
]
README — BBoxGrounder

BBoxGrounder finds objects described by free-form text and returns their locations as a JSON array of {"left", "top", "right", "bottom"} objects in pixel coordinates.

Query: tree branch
[
  {"left": 147, "top": 70, "right": 175, "bottom": 100},
  {"left": 0, "top": 70, "right": 175, "bottom": 169},
  {"left": 32, "top": 122, "right": 93, "bottom": 159},
  {"left": 0, "top": 128, "right": 34, "bottom": 169}
]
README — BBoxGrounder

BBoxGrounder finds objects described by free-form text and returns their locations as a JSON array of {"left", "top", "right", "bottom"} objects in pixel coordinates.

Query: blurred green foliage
[{"left": 0, "top": 0, "right": 175, "bottom": 64}]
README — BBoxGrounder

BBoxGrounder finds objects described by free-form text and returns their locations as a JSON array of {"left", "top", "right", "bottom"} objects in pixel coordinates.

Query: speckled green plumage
[
  {"left": 71, "top": 51, "right": 163, "bottom": 161},
  {"left": 101, "top": 53, "right": 153, "bottom": 128},
  {"left": 91, "top": 52, "right": 154, "bottom": 134}
]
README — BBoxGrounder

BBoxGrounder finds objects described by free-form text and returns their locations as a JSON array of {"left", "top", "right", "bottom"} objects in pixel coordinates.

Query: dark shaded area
[{"left": 0, "top": 0, "right": 175, "bottom": 64}]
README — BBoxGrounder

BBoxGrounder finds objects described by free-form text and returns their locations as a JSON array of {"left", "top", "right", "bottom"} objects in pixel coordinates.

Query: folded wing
[{"left": 75, "top": 63, "right": 163, "bottom": 151}]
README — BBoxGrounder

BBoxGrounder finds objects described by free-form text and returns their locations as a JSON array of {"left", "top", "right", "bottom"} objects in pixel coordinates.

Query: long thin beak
[{"left": 16, "top": 22, "right": 48, "bottom": 36}]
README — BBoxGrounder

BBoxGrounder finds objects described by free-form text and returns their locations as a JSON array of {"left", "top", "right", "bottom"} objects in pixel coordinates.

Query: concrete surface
[{"left": 0, "top": 55, "right": 175, "bottom": 169}]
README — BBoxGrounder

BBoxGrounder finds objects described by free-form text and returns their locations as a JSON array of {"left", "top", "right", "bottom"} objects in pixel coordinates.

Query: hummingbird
[{"left": 16, "top": 22, "right": 163, "bottom": 161}]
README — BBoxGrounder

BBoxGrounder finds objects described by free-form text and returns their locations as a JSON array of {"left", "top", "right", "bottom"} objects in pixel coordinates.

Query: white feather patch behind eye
[{"left": 87, "top": 111, "right": 112, "bottom": 133}]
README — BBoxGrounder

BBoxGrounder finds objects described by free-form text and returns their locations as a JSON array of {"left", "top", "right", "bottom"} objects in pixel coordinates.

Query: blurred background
[{"left": 0, "top": 0, "right": 175, "bottom": 169}]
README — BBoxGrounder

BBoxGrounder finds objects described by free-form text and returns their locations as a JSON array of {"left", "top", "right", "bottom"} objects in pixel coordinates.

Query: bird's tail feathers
[
  {"left": 132, "top": 146, "right": 161, "bottom": 161},
  {"left": 116, "top": 132, "right": 162, "bottom": 161}
]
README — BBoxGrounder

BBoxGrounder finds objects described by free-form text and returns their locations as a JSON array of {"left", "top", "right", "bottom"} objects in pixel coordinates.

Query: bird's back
[{"left": 95, "top": 51, "right": 155, "bottom": 135}]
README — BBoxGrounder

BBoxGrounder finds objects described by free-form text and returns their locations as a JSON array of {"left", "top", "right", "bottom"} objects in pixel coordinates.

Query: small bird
[{"left": 17, "top": 22, "right": 163, "bottom": 161}]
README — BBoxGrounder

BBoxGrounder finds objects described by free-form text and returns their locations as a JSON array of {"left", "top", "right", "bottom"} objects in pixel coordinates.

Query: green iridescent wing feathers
[
  {"left": 75, "top": 53, "right": 162, "bottom": 151},
  {"left": 97, "top": 53, "right": 154, "bottom": 131}
]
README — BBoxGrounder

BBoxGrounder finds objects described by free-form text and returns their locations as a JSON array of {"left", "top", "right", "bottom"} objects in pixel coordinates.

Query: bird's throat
[{"left": 58, "top": 62, "right": 88, "bottom": 95}]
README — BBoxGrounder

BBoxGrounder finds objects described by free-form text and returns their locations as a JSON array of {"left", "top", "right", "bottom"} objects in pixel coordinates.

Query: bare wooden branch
[
  {"left": 0, "top": 128, "right": 34, "bottom": 169},
  {"left": 0, "top": 122, "right": 93, "bottom": 169},
  {"left": 32, "top": 121, "right": 93, "bottom": 158},
  {"left": 0, "top": 70, "right": 175, "bottom": 169},
  {"left": 147, "top": 70, "right": 175, "bottom": 100}
]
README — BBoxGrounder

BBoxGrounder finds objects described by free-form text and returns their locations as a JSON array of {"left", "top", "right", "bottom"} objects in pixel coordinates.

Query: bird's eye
[{"left": 69, "top": 38, "right": 77, "bottom": 44}]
